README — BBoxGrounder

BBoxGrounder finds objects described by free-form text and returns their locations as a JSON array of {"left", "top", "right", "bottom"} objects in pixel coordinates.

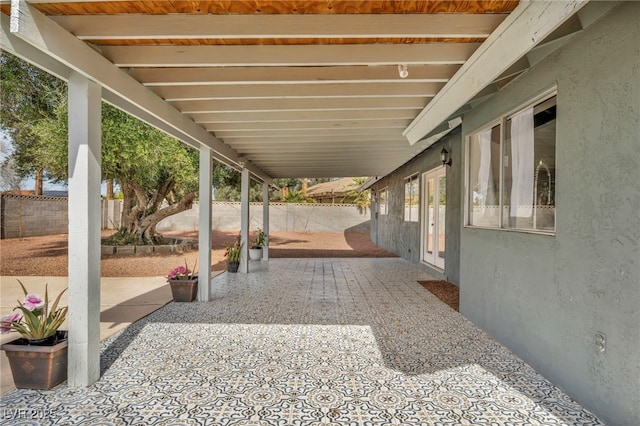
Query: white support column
[
  {"left": 262, "top": 182, "right": 270, "bottom": 262},
  {"left": 67, "top": 72, "right": 101, "bottom": 387},
  {"left": 198, "top": 146, "right": 213, "bottom": 301},
  {"left": 239, "top": 167, "right": 250, "bottom": 273}
]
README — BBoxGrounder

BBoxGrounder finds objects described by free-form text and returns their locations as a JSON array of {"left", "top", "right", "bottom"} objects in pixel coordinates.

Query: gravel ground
[{"left": 0, "top": 230, "right": 396, "bottom": 277}]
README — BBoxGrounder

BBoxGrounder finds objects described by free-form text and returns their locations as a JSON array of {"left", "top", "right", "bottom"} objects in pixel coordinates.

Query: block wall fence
[{"left": 0, "top": 194, "right": 369, "bottom": 238}]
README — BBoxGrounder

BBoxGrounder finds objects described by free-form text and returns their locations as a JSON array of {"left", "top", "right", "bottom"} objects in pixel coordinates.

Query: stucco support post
[
  {"left": 67, "top": 72, "right": 101, "bottom": 387},
  {"left": 239, "top": 167, "right": 250, "bottom": 273},
  {"left": 262, "top": 182, "right": 269, "bottom": 261},
  {"left": 198, "top": 146, "right": 212, "bottom": 301}
]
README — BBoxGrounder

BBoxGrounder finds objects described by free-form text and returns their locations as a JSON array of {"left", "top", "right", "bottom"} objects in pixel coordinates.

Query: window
[
  {"left": 378, "top": 188, "right": 388, "bottom": 215},
  {"left": 467, "top": 92, "right": 556, "bottom": 233},
  {"left": 404, "top": 174, "right": 419, "bottom": 222}
]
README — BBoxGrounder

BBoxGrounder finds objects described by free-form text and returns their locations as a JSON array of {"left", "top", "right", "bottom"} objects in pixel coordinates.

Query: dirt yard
[{"left": 0, "top": 230, "right": 396, "bottom": 277}]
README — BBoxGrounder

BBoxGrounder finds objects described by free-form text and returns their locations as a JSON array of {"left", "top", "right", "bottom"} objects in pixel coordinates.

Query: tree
[
  {"left": 0, "top": 52, "right": 67, "bottom": 194},
  {"left": 36, "top": 98, "right": 202, "bottom": 245},
  {"left": 1, "top": 53, "right": 268, "bottom": 243},
  {"left": 212, "top": 164, "right": 263, "bottom": 202},
  {"left": 343, "top": 177, "right": 371, "bottom": 212},
  {"left": 102, "top": 105, "right": 201, "bottom": 244},
  {"left": 2, "top": 53, "right": 204, "bottom": 244},
  {"left": 0, "top": 138, "right": 23, "bottom": 192}
]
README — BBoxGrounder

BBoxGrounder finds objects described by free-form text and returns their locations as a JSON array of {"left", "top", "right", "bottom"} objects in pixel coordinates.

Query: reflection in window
[
  {"left": 468, "top": 125, "right": 501, "bottom": 227},
  {"left": 467, "top": 93, "right": 556, "bottom": 233},
  {"left": 379, "top": 188, "right": 388, "bottom": 215},
  {"left": 404, "top": 175, "right": 419, "bottom": 222}
]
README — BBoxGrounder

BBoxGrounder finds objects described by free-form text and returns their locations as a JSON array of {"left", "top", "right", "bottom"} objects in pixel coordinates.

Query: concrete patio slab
[
  {"left": 0, "top": 259, "right": 602, "bottom": 424},
  {"left": 0, "top": 275, "right": 174, "bottom": 396}
]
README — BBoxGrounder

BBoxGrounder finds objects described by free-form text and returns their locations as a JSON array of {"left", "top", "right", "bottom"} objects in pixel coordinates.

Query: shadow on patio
[{"left": 9, "top": 258, "right": 599, "bottom": 425}]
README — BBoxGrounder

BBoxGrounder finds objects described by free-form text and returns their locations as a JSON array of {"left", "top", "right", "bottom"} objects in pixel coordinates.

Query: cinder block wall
[
  {"left": 0, "top": 194, "right": 68, "bottom": 239},
  {"left": 157, "top": 202, "right": 370, "bottom": 233},
  {"left": 1, "top": 196, "right": 370, "bottom": 239}
]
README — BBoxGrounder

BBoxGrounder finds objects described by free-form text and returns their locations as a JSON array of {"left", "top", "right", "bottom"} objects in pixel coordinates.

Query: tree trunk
[
  {"left": 113, "top": 179, "right": 197, "bottom": 245},
  {"left": 301, "top": 178, "right": 308, "bottom": 194},
  {"left": 35, "top": 168, "right": 43, "bottom": 196},
  {"left": 106, "top": 179, "right": 114, "bottom": 200}
]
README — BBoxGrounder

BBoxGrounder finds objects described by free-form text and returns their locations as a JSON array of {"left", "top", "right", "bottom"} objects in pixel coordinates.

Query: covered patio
[
  {"left": 1, "top": 258, "right": 601, "bottom": 424},
  {"left": 2, "top": 1, "right": 635, "bottom": 424}
]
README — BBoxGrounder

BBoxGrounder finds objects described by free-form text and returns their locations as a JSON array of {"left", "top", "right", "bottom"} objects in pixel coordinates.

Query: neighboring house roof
[{"left": 306, "top": 178, "right": 359, "bottom": 198}]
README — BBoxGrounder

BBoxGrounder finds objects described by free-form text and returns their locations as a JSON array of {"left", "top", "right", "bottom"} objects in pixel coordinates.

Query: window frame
[
  {"left": 378, "top": 187, "right": 388, "bottom": 215},
  {"left": 465, "top": 88, "right": 557, "bottom": 235},
  {"left": 404, "top": 173, "right": 419, "bottom": 222}
]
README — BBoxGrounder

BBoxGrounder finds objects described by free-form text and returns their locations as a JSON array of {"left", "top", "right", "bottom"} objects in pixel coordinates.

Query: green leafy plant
[
  {"left": 0, "top": 280, "right": 67, "bottom": 340},
  {"left": 224, "top": 235, "right": 243, "bottom": 262},
  {"left": 253, "top": 228, "right": 268, "bottom": 248}
]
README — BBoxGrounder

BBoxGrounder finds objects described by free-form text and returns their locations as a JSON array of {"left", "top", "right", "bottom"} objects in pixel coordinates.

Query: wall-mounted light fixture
[
  {"left": 440, "top": 147, "right": 452, "bottom": 167},
  {"left": 397, "top": 64, "right": 409, "bottom": 79}
]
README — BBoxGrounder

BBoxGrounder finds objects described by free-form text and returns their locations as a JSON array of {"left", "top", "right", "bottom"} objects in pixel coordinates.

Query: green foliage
[
  {"left": 273, "top": 178, "right": 301, "bottom": 191},
  {"left": 213, "top": 167, "right": 263, "bottom": 201},
  {"left": 282, "top": 190, "right": 316, "bottom": 203},
  {"left": 0, "top": 51, "right": 67, "bottom": 183},
  {"left": 343, "top": 177, "right": 371, "bottom": 210},
  {"left": 224, "top": 235, "right": 243, "bottom": 262},
  {"left": 253, "top": 228, "right": 268, "bottom": 248},
  {"left": 8, "top": 281, "right": 68, "bottom": 340},
  {"left": 100, "top": 104, "right": 199, "bottom": 196}
]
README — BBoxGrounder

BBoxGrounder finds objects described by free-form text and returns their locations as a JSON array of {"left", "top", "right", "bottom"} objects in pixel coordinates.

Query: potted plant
[
  {"left": 249, "top": 228, "right": 268, "bottom": 261},
  {"left": 167, "top": 259, "right": 198, "bottom": 302},
  {"left": 224, "top": 235, "right": 243, "bottom": 272},
  {"left": 1, "top": 281, "right": 68, "bottom": 390}
]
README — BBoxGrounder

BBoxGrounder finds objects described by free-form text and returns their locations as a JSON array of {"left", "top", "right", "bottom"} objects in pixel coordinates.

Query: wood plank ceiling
[{"left": 1, "top": 1, "right": 519, "bottom": 179}]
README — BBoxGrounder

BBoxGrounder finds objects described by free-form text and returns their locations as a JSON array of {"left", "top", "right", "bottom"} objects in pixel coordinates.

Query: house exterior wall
[
  {"left": 370, "top": 129, "right": 463, "bottom": 284},
  {"left": 459, "top": 3, "right": 639, "bottom": 425}
]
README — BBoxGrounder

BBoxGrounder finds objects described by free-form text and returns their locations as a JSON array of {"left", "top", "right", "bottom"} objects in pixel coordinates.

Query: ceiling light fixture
[{"left": 398, "top": 64, "right": 409, "bottom": 79}]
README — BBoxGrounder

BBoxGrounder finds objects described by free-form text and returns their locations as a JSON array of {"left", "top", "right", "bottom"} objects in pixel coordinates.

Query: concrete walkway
[
  {"left": 0, "top": 259, "right": 602, "bottom": 424},
  {"left": 1, "top": 275, "right": 174, "bottom": 395}
]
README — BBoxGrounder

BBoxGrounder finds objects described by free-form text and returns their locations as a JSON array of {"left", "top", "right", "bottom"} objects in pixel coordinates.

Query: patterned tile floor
[{"left": 0, "top": 259, "right": 602, "bottom": 425}]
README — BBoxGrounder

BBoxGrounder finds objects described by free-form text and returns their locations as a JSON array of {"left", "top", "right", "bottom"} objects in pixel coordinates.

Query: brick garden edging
[{"left": 101, "top": 239, "right": 193, "bottom": 256}]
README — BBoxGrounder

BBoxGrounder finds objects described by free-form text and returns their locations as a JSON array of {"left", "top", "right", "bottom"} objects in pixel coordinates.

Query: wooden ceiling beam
[
  {"left": 215, "top": 129, "right": 403, "bottom": 139},
  {"left": 16, "top": 1, "right": 520, "bottom": 16},
  {"left": 130, "top": 65, "right": 460, "bottom": 86},
  {"left": 227, "top": 135, "right": 406, "bottom": 145},
  {"left": 155, "top": 83, "right": 442, "bottom": 101},
  {"left": 52, "top": 14, "right": 505, "bottom": 40},
  {"left": 170, "top": 97, "right": 429, "bottom": 113},
  {"left": 101, "top": 43, "right": 480, "bottom": 67},
  {"left": 189, "top": 110, "right": 416, "bottom": 123},
  {"left": 205, "top": 119, "right": 411, "bottom": 132}
]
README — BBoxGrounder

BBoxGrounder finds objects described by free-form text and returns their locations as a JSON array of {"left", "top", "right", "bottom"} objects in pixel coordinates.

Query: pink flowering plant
[
  {"left": 1, "top": 280, "right": 68, "bottom": 340},
  {"left": 167, "top": 259, "right": 197, "bottom": 281}
]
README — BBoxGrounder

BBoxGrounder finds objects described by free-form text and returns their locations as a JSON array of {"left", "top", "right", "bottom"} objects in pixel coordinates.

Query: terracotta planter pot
[
  {"left": 1, "top": 331, "right": 68, "bottom": 390},
  {"left": 249, "top": 247, "right": 263, "bottom": 261},
  {"left": 227, "top": 261, "right": 240, "bottom": 273},
  {"left": 169, "top": 278, "right": 198, "bottom": 302}
]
